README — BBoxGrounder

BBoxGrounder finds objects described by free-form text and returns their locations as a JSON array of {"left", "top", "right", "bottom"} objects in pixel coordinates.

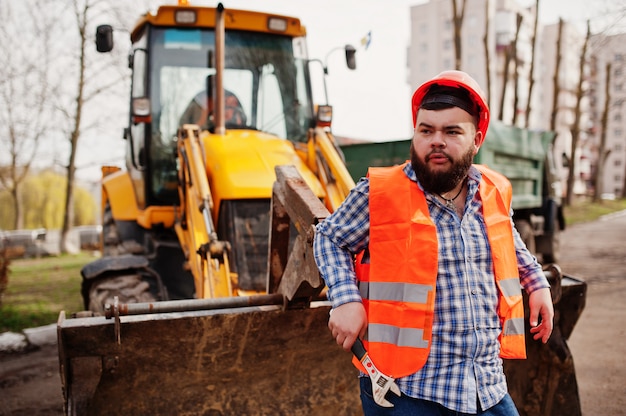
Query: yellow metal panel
[
  {"left": 136, "top": 206, "right": 177, "bottom": 229},
  {"left": 102, "top": 170, "right": 138, "bottom": 221},
  {"left": 103, "top": 170, "right": 176, "bottom": 228},
  {"left": 132, "top": 5, "right": 306, "bottom": 42},
  {"left": 201, "top": 130, "right": 325, "bottom": 221}
]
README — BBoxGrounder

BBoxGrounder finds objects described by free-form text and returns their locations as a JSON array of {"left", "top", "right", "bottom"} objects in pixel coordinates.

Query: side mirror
[
  {"left": 96, "top": 25, "right": 114, "bottom": 53},
  {"left": 316, "top": 105, "right": 333, "bottom": 128},
  {"left": 345, "top": 45, "right": 356, "bottom": 70},
  {"left": 132, "top": 97, "right": 152, "bottom": 124}
]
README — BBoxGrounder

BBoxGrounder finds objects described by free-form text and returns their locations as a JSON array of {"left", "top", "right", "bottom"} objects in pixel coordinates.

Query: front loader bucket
[
  {"left": 57, "top": 299, "right": 361, "bottom": 416},
  {"left": 504, "top": 268, "right": 587, "bottom": 416}
]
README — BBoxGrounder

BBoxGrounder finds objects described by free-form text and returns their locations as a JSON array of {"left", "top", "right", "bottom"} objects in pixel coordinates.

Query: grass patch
[
  {"left": 1, "top": 198, "right": 625, "bottom": 334},
  {"left": 564, "top": 197, "right": 626, "bottom": 226},
  {"left": 0, "top": 252, "right": 94, "bottom": 333}
]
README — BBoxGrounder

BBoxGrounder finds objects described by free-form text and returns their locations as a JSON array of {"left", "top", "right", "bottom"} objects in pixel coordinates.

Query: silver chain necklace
[{"left": 436, "top": 179, "right": 465, "bottom": 211}]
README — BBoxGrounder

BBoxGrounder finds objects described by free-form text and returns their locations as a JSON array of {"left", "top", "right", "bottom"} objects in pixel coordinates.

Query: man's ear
[{"left": 473, "top": 131, "right": 484, "bottom": 155}]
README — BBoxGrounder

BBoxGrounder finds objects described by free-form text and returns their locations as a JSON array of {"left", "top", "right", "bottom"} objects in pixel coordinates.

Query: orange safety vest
[{"left": 353, "top": 163, "right": 526, "bottom": 378}]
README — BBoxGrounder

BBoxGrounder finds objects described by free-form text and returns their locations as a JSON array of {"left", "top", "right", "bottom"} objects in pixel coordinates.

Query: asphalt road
[
  {"left": 559, "top": 211, "right": 626, "bottom": 415},
  {"left": 0, "top": 212, "right": 625, "bottom": 415}
]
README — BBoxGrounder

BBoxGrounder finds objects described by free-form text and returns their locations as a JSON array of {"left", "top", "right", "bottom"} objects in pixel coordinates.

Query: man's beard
[{"left": 410, "top": 143, "right": 474, "bottom": 195}]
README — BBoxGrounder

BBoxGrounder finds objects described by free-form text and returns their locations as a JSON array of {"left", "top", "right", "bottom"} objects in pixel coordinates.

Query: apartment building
[
  {"left": 408, "top": 0, "right": 602, "bottom": 197},
  {"left": 539, "top": 20, "right": 589, "bottom": 195},
  {"left": 407, "top": 0, "right": 537, "bottom": 126},
  {"left": 587, "top": 33, "right": 626, "bottom": 198}
]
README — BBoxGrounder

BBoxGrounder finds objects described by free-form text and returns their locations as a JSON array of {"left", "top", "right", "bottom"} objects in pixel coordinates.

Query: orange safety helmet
[{"left": 411, "top": 70, "right": 490, "bottom": 138}]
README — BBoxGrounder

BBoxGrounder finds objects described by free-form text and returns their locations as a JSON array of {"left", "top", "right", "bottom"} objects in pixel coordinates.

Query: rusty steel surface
[
  {"left": 58, "top": 302, "right": 361, "bottom": 416},
  {"left": 57, "top": 275, "right": 587, "bottom": 416},
  {"left": 504, "top": 272, "right": 587, "bottom": 416},
  {"left": 269, "top": 165, "right": 330, "bottom": 302},
  {"left": 103, "top": 293, "right": 286, "bottom": 318}
]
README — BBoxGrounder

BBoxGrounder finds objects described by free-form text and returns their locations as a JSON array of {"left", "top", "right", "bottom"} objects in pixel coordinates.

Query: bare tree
[
  {"left": 511, "top": 14, "right": 523, "bottom": 126},
  {"left": 566, "top": 20, "right": 591, "bottom": 206},
  {"left": 0, "top": 1, "right": 57, "bottom": 229},
  {"left": 498, "top": 13, "right": 522, "bottom": 122},
  {"left": 55, "top": 0, "right": 129, "bottom": 253},
  {"left": 483, "top": 0, "right": 491, "bottom": 107},
  {"left": 550, "top": 19, "right": 564, "bottom": 133},
  {"left": 498, "top": 40, "right": 510, "bottom": 120},
  {"left": 594, "top": 61, "right": 612, "bottom": 202},
  {"left": 451, "top": 0, "right": 468, "bottom": 70},
  {"left": 58, "top": 0, "right": 90, "bottom": 253},
  {"left": 622, "top": 146, "right": 626, "bottom": 198},
  {"left": 524, "top": 0, "right": 540, "bottom": 128}
]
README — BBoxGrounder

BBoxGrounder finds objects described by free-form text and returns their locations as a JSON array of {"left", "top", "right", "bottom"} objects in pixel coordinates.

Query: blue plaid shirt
[{"left": 314, "top": 163, "right": 549, "bottom": 413}]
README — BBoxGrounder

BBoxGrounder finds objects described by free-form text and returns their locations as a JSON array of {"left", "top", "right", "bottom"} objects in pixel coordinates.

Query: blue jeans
[{"left": 360, "top": 377, "right": 520, "bottom": 416}]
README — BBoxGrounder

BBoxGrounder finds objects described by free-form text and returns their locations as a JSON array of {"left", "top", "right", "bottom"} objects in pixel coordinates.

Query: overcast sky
[
  {"left": 187, "top": 0, "right": 591, "bottom": 141},
  {"left": 77, "top": 0, "right": 594, "bottom": 182}
]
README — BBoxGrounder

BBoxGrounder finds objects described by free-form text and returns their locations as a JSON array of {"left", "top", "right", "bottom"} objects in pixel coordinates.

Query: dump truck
[
  {"left": 57, "top": 2, "right": 362, "bottom": 415},
  {"left": 339, "top": 122, "right": 586, "bottom": 416},
  {"left": 340, "top": 120, "right": 565, "bottom": 264}
]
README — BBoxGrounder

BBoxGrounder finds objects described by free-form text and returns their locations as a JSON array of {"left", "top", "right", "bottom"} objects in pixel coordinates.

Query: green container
[{"left": 339, "top": 121, "right": 554, "bottom": 211}]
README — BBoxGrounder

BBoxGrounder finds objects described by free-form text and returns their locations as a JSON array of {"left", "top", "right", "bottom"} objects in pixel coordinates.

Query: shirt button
[{"left": 471, "top": 289, "right": 477, "bottom": 295}]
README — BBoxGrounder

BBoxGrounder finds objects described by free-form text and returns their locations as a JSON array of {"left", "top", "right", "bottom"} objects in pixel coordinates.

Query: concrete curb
[
  {"left": 0, "top": 323, "right": 57, "bottom": 353},
  {"left": 599, "top": 208, "right": 626, "bottom": 221}
]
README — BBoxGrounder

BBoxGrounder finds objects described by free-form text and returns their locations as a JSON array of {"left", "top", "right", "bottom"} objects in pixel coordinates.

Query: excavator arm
[
  {"left": 175, "top": 124, "right": 233, "bottom": 299},
  {"left": 306, "top": 127, "right": 356, "bottom": 212}
]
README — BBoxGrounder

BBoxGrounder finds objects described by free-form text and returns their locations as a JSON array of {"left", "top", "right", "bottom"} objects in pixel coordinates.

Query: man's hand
[
  {"left": 528, "top": 287, "right": 554, "bottom": 343},
  {"left": 328, "top": 302, "right": 367, "bottom": 351}
]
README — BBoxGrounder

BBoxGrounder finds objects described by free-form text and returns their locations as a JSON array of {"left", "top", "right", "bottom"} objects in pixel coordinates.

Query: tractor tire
[
  {"left": 540, "top": 228, "right": 560, "bottom": 264},
  {"left": 102, "top": 200, "right": 144, "bottom": 256},
  {"left": 88, "top": 273, "right": 157, "bottom": 314},
  {"left": 102, "top": 201, "right": 122, "bottom": 257},
  {"left": 515, "top": 219, "right": 536, "bottom": 256}
]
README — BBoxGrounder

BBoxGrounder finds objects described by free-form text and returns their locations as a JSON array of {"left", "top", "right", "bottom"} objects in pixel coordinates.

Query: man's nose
[{"left": 430, "top": 131, "right": 446, "bottom": 147}]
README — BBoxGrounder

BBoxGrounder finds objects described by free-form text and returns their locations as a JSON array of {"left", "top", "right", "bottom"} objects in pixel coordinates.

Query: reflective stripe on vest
[
  {"left": 477, "top": 164, "right": 526, "bottom": 359},
  {"left": 353, "top": 163, "right": 526, "bottom": 378},
  {"left": 359, "top": 281, "right": 432, "bottom": 304},
  {"left": 359, "top": 281, "right": 432, "bottom": 349},
  {"left": 499, "top": 277, "right": 526, "bottom": 337},
  {"left": 368, "top": 323, "right": 429, "bottom": 348}
]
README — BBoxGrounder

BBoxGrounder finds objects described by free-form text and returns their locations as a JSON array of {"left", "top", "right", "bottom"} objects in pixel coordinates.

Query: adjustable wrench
[{"left": 351, "top": 338, "right": 401, "bottom": 407}]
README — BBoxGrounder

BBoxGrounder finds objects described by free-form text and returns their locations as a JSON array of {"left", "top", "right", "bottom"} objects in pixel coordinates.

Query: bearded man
[{"left": 313, "top": 70, "right": 554, "bottom": 416}]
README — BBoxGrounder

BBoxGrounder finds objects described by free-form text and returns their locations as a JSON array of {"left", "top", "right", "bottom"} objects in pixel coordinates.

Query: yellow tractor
[
  {"left": 57, "top": 2, "right": 361, "bottom": 415},
  {"left": 57, "top": 2, "right": 588, "bottom": 415}
]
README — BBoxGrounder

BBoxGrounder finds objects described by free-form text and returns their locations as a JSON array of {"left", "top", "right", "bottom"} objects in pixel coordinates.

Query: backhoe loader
[
  {"left": 57, "top": 2, "right": 588, "bottom": 415},
  {"left": 57, "top": 2, "right": 361, "bottom": 414}
]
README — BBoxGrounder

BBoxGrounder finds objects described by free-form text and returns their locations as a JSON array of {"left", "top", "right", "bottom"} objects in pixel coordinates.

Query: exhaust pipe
[{"left": 214, "top": 3, "right": 225, "bottom": 135}]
